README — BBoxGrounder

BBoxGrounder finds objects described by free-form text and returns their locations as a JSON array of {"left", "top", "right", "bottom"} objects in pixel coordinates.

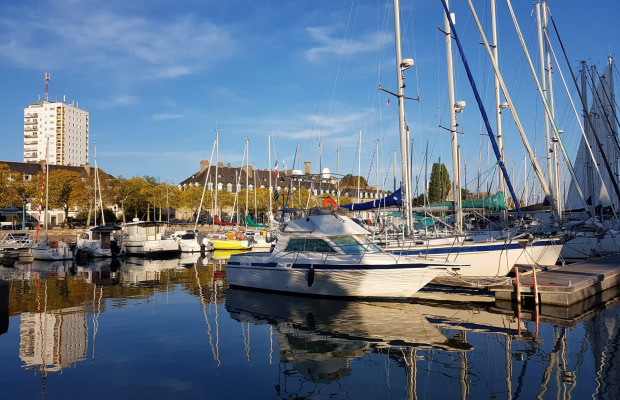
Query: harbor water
[{"left": 0, "top": 253, "right": 618, "bottom": 399}]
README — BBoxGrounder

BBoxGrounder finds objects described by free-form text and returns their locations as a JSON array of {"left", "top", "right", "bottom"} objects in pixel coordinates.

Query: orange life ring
[{"left": 235, "top": 231, "right": 243, "bottom": 240}]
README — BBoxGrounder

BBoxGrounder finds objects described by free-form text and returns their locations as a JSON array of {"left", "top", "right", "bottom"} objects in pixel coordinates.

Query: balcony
[
  {"left": 24, "top": 141, "right": 38, "bottom": 145},
  {"left": 24, "top": 152, "right": 37, "bottom": 159},
  {"left": 24, "top": 133, "right": 38, "bottom": 139},
  {"left": 24, "top": 127, "right": 38, "bottom": 132},
  {"left": 25, "top": 113, "right": 38, "bottom": 118},
  {"left": 24, "top": 119, "right": 38, "bottom": 125}
]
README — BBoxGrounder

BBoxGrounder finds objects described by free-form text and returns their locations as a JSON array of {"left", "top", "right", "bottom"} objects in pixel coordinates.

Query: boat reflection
[{"left": 226, "top": 289, "right": 472, "bottom": 386}]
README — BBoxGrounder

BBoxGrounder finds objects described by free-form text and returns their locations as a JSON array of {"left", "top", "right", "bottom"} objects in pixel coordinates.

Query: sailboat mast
[
  {"left": 337, "top": 148, "right": 341, "bottom": 205},
  {"left": 376, "top": 140, "right": 380, "bottom": 199},
  {"left": 444, "top": 0, "right": 462, "bottom": 234},
  {"left": 393, "top": 0, "right": 412, "bottom": 232},
  {"left": 268, "top": 132, "right": 273, "bottom": 228},
  {"left": 543, "top": 3, "right": 561, "bottom": 218},
  {"left": 215, "top": 130, "right": 219, "bottom": 222},
  {"left": 357, "top": 130, "right": 361, "bottom": 201},
  {"left": 536, "top": 2, "right": 554, "bottom": 207},
  {"left": 490, "top": 0, "right": 508, "bottom": 223},
  {"left": 44, "top": 137, "right": 49, "bottom": 240},
  {"left": 245, "top": 138, "right": 249, "bottom": 221}
]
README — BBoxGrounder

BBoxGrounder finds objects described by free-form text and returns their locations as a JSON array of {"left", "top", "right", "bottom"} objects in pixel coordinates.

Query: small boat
[
  {"left": 76, "top": 225, "right": 125, "bottom": 258},
  {"left": 31, "top": 240, "right": 73, "bottom": 261},
  {"left": 225, "top": 208, "right": 467, "bottom": 299},
  {"left": 121, "top": 220, "right": 180, "bottom": 257},
  {"left": 204, "top": 231, "right": 252, "bottom": 250},
  {"left": 171, "top": 229, "right": 205, "bottom": 253}
]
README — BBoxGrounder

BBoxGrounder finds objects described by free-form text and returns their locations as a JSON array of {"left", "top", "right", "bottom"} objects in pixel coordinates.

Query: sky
[{"left": 0, "top": 0, "right": 618, "bottom": 200}]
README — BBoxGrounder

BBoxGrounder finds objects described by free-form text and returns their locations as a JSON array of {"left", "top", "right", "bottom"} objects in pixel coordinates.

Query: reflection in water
[
  {"left": 226, "top": 289, "right": 473, "bottom": 396},
  {"left": 0, "top": 256, "right": 618, "bottom": 399}
]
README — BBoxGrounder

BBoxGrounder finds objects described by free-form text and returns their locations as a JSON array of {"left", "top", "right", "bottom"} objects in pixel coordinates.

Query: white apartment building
[{"left": 23, "top": 101, "right": 89, "bottom": 165}]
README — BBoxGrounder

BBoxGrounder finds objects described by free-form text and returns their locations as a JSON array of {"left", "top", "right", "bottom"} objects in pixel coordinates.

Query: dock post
[{"left": 514, "top": 267, "right": 521, "bottom": 304}]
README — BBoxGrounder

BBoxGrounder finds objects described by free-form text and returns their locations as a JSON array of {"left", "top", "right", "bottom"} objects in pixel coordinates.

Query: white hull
[
  {"left": 561, "top": 233, "right": 620, "bottom": 260},
  {"left": 124, "top": 238, "right": 180, "bottom": 256},
  {"left": 77, "top": 239, "right": 126, "bottom": 258},
  {"left": 178, "top": 239, "right": 202, "bottom": 252},
  {"left": 226, "top": 263, "right": 443, "bottom": 298},
  {"left": 383, "top": 236, "right": 563, "bottom": 278},
  {"left": 31, "top": 242, "right": 73, "bottom": 261}
]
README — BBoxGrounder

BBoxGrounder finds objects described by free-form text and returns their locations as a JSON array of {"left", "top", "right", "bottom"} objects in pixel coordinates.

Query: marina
[
  {"left": 0, "top": 255, "right": 618, "bottom": 399},
  {"left": 0, "top": 0, "right": 619, "bottom": 398}
]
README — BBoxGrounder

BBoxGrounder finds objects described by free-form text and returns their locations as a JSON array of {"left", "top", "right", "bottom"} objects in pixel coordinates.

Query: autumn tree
[
  {"left": 0, "top": 163, "right": 24, "bottom": 208},
  {"left": 47, "top": 169, "right": 87, "bottom": 225}
]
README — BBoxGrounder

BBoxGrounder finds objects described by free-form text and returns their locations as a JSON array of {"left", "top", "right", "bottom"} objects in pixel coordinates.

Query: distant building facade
[{"left": 24, "top": 100, "right": 89, "bottom": 166}]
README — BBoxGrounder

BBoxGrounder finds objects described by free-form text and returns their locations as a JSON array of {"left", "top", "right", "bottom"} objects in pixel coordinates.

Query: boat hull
[
  {"left": 225, "top": 261, "right": 445, "bottom": 298},
  {"left": 124, "top": 239, "right": 180, "bottom": 257},
  {"left": 209, "top": 239, "right": 251, "bottom": 250},
  {"left": 561, "top": 233, "right": 620, "bottom": 260},
  {"left": 31, "top": 245, "right": 73, "bottom": 261}
]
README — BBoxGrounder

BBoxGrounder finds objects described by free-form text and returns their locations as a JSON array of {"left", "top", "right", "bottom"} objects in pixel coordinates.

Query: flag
[
  {"left": 274, "top": 159, "right": 278, "bottom": 176},
  {"left": 387, "top": 98, "right": 390, "bottom": 106},
  {"left": 273, "top": 191, "right": 279, "bottom": 201}
]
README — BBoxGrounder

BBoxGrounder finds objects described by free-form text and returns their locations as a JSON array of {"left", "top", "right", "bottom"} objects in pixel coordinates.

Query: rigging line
[
  {"left": 441, "top": 0, "right": 523, "bottom": 218},
  {"left": 325, "top": 0, "right": 357, "bottom": 132},
  {"left": 541, "top": 26, "right": 612, "bottom": 207},
  {"left": 594, "top": 68, "right": 620, "bottom": 137},
  {"left": 547, "top": 9, "right": 620, "bottom": 209},
  {"left": 587, "top": 66, "right": 620, "bottom": 153}
]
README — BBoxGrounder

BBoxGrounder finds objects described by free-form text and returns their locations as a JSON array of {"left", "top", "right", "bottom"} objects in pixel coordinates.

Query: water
[{"left": 0, "top": 254, "right": 618, "bottom": 400}]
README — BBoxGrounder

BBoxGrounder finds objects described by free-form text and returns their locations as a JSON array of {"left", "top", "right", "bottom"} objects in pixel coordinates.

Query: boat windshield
[
  {"left": 285, "top": 238, "right": 336, "bottom": 253},
  {"left": 330, "top": 235, "right": 381, "bottom": 254}
]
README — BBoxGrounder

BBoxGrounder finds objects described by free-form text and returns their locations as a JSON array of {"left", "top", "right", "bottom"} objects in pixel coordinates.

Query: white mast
[
  {"left": 215, "top": 130, "right": 219, "bottom": 222},
  {"left": 357, "top": 130, "right": 362, "bottom": 201},
  {"left": 376, "top": 140, "right": 380, "bottom": 199},
  {"left": 44, "top": 137, "right": 49, "bottom": 240},
  {"left": 245, "top": 138, "right": 250, "bottom": 223},
  {"left": 268, "top": 132, "right": 273, "bottom": 228},
  {"left": 536, "top": 2, "right": 553, "bottom": 206},
  {"left": 444, "top": 0, "right": 462, "bottom": 234},
  {"left": 337, "top": 148, "right": 340, "bottom": 205},
  {"left": 490, "top": 0, "right": 508, "bottom": 222},
  {"left": 393, "top": 0, "right": 413, "bottom": 232}
]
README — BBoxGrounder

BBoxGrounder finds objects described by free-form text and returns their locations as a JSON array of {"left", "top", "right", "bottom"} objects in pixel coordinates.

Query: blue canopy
[{"left": 342, "top": 188, "right": 402, "bottom": 211}]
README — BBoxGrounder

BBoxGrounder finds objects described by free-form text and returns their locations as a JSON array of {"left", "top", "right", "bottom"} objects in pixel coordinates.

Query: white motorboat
[
  {"left": 171, "top": 229, "right": 207, "bottom": 252},
  {"left": 122, "top": 220, "right": 180, "bottom": 257},
  {"left": 225, "top": 209, "right": 466, "bottom": 299},
  {"left": 76, "top": 225, "right": 125, "bottom": 258}
]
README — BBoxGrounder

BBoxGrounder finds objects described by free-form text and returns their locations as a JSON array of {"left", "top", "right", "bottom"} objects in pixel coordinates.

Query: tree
[
  {"left": 47, "top": 169, "right": 86, "bottom": 225},
  {"left": 0, "top": 163, "right": 23, "bottom": 208},
  {"left": 341, "top": 174, "right": 368, "bottom": 188},
  {"left": 428, "top": 163, "right": 451, "bottom": 204}
]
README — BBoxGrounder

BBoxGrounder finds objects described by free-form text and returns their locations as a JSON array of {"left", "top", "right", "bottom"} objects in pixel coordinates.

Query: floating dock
[{"left": 491, "top": 254, "right": 620, "bottom": 306}]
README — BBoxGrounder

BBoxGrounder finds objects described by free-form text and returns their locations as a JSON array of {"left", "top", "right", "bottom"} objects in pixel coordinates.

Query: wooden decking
[{"left": 491, "top": 254, "right": 620, "bottom": 306}]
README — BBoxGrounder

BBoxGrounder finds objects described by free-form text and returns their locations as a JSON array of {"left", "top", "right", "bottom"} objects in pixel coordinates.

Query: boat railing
[{"left": 0, "top": 231, "right": 34, "bottom": 249}]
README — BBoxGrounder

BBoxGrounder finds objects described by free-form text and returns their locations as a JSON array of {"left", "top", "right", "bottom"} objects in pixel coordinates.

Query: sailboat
[
  {"left": 76, "top": 146, "right": 125, "bottom": 258},
  {"left": 31, "top": 142, "right": 73, "bottom": 261},
  {"left": 367, "top": 0, "right": 562, "bottom": 286},
  {"left": 561, "top": 57, "right": 620, "bottom": 260}
]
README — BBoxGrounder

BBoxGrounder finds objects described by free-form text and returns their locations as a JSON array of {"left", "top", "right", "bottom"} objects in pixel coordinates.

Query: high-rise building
[{"left": 23, "top": 75, "right": 89, "bottom": 165}]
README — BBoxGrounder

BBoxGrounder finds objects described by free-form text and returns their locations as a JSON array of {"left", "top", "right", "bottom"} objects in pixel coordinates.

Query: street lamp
[{"left": 21, "top": 194, "right": 27, "bottom": 230}]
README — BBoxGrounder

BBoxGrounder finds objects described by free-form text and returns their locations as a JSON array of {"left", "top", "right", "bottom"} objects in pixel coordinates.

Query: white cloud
[
  {"left": 304, "top": 26, "right": 390, "bottom": 62},
  {"left": 152, "top": 114, "right": 184, "bottom": 121},
  {"left": 0, "top": 3, "right": 237, "bottom": 80}
]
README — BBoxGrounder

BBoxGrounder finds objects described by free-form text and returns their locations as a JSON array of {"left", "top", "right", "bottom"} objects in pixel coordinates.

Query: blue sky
[{"left": 0, "top": 0, "right": 617, "bottom": 199}]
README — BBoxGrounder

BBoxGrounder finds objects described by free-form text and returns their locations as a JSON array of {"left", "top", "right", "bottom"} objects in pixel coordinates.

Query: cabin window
[
  {"left": 330, "top": 235, "right": 380, "bottom": 254},
  {"left": 285, "top": 238, "right": 335, "bottom": 253}
]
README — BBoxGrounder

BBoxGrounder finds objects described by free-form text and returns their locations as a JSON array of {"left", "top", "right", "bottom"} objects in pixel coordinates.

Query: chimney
[
  {"left": 304, "top": 161, "right": 311, "bottom": 175},
  {"left": 200, "top": 160, "right": 209, "bottom": 172}
]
